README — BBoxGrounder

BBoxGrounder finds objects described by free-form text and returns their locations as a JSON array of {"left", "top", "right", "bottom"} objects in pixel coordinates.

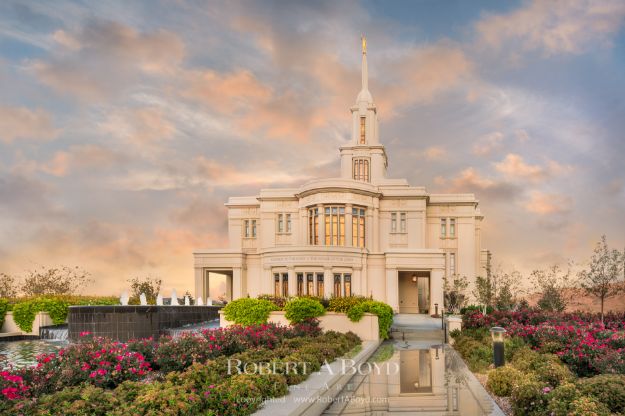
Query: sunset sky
[{"left": 1, "top": 0, "right": 624, "bottom": 295}]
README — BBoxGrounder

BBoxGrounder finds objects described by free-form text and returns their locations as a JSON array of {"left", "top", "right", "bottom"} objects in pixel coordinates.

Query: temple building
[{"left": 194, "top": 38, "right": 488, "bottom": 314}]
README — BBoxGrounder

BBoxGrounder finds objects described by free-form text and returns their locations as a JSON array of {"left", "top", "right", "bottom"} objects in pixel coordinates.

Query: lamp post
[{"left": 490, "top": 327, "right": 506, "bottom": 368}]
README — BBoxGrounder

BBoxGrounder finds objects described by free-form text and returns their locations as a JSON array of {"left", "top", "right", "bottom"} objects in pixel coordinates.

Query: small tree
[
  {"left": 531, "top": 264, "right": 575, "bottom": 312},
  {"left": 492, "top": 269, "right": 521, "bottom": 311},
  {"left": 0, "top": 273, "right": 18, "bottom": 298},
  {"left": 578, "top": 235, "right": 625, "bottom": 322},
  {"left": 128, "top": 276, "right": 162, "bottom": 305},
  {"left": 473, "top": 275, "right": 494, "bottom": 313},
  {"left": 444, "top": 274, "right": 469, "bottom": 314},
  {"left": 21, "top": 266, "right": 92, "bottom": 296}
]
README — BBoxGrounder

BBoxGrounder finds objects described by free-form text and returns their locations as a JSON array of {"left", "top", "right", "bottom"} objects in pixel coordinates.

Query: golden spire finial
[{"left": 361, "top": 35, "right": 367, "bottom": 54}]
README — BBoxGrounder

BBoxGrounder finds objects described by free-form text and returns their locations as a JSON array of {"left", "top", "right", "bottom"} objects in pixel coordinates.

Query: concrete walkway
[
  {"left": 392, "top": 314, "right": 443, "bottom": 330},
  {"left": 391, "top": 314, "right": 444, "bottom": 341}
]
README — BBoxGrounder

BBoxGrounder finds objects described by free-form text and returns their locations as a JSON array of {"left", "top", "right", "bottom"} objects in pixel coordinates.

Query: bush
[
  {"left": 347, "top": 300, "right": 393, "bottom": 339},
  {"left": 0, "top": 299, "right": 9, "bottom": 328},
  {"left": 567, "top": 396, "right": 611, "bottom": 416},
  {"left": 284, "top": 297, "right": 325, "bottom": 324},
  {"left": 257, "top": 294, "right": 289, "bottom": 309},
  {"left": 511, "top": 379, "right": 549, "bottom": 416},
  {"left": 487, "top": 366, "right": 524, "bottom": 396},
  {"left": 327, "top": 296, "right": 368, "bottom": 313},
  {"left": 533, "top": 356, "right": 573, "bottom": 387},
  {"left": 577, "top": 374, "right": 625, "bottom": 414},
  {"left": 223, "top": 298, "right": 277, "bottom": 326},
  {"left": 546, "top": 383, "right": 581, "bottom": 416},
  {"left": 11, "top": 297, "right": 70, "bottom": 332}
]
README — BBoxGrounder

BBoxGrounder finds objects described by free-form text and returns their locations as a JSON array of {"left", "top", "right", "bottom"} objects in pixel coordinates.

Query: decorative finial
[{"left": 361, "top": 35, "right": 367, "bottom": 54}]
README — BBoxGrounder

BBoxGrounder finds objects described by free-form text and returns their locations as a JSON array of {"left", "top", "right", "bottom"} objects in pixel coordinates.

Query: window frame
[
  {"left": 359, "top": 116, "right": 366, "bottom": 144},
  {"left": 440, "top": 218, "right": 447, "bottom": 238}
]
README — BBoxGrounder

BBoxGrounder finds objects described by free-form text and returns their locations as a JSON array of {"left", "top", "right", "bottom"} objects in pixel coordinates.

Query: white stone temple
[{"left": 194, "top": 38, "right": 488, "bottom": 314}]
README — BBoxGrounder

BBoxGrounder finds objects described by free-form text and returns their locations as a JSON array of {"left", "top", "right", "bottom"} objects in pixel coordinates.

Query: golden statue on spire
[{"left": 361, "top": 35, "right": 367, "bottom": 54}]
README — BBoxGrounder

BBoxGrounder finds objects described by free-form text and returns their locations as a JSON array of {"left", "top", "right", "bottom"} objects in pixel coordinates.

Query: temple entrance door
[{"left": 398, "top": 271, "right": 430, "bottom": 314}]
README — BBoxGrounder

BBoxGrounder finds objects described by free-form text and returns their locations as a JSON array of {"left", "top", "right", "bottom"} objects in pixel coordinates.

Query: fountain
[
  {"left": 170, "top": 289, "right": 179, "bottom": 306},
  {"left": 120, "top": 291, "right": 129, "bottom": 306},
  {"left": 207, "top": 298, "right": 213, "bottom": 306},
  {"left": 196, "top": 296, "right": 204, "bottom": 306},
  {"left": 67, "top": 288, "right": 222, "bottom": 342}
]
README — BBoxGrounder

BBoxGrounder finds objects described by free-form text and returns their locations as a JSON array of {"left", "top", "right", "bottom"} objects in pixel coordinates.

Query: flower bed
[
  {"left": 0, "top": 321, "right": 361, "bottom": 415},
  {"left": 463, "top": 309, "right": 625, "bottom": 376},
  {"left": 453, "top": 309, "right": 625, "bottom": 416}
]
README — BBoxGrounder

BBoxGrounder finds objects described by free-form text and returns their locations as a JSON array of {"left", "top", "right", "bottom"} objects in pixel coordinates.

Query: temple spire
[{"left": 357, "top": 35, "right": 372, "bottom": 104}]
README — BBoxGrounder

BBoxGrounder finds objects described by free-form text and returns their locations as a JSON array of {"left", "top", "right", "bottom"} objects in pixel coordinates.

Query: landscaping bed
[
  {"left": 0, "top": 321, "right": 361, "bottom": 415},
  {"left": 452, "top": 309, "right": 625, "bottom": 416}
]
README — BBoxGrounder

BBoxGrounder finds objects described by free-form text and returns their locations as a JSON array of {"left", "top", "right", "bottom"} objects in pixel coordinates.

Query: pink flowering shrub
[
  {"left": 0, "top": 371, "right": 28, "bottom": 401},
  {"left": 465, "top": 309, "right": 625, "bottom": 377}
]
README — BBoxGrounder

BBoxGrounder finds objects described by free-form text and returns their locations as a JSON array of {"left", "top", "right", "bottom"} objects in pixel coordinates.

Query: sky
[{"left": 0, "top": 0, "right": 624, "bottom": 295}]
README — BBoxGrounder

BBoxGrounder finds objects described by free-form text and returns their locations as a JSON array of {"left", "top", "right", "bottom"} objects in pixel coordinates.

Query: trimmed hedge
[
  {"left": 347, "top": 300, "right": 393, "bottom": 339},
  {"left": 284, "top": 297, "right": 325, "bottom": 324},
  {"left": 223, "top": 298, "right": 277, "bottom": 326}
]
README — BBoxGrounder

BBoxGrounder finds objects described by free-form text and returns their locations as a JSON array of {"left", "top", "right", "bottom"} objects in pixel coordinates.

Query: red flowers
[{"left": 467, "top": 309, "right": 625, "bottom": 377}]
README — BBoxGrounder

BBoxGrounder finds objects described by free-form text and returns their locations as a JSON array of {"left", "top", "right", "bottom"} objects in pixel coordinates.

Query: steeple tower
[
  {"left": 357, "top": 36, "right": 373, "bottom": 105},
  {"left": 339, "top": 36, "right": 388, "bottom": 184}
]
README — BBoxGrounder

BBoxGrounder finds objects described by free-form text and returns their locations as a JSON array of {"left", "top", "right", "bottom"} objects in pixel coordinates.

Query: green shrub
[
  {"left": 284, "top": 297, "right": 325, "bottom": 324},
  {"left": 12, "top": 297, "right": 70, "bottom": 332},
  {"left": 577, "top": 374, "right": 625, "bottom": 414},
  {"left": 533, "top": 356, "right": 573, "bottom": 387},
  {"left": 511, "top": 379, "right": 549, "bottom": 416},
  {"left": 567, "top": 396, "right": 610, "bottom": 416},
  {"left": 504, "top": 336, "right": 526, "bottom": 362},
  {"left": 510, "top": 347, "right": 542, "bottom": 373},
  {"left": 453, "top": 336, "right": 492, "bottom": 372},
  {"left": 546, "top": 383, "right": 581, "bottom": 416},
  {"left": 223, "top": 298, "right": 277, "bottom": 326},
  {"left": 23, "top": 384, "right": 119, "bottom": 415},
  {"left": 487, "top": 366, "right": 524, "bottom": 396},
  {"left": 327, "top": 296, "right": 368, "bottom": 312},
  {"left": 0, "top": 299, "right": 9, "bottom": 328},
  {"left": 347, "top": 300, "right": 393, "bottom": 339}
]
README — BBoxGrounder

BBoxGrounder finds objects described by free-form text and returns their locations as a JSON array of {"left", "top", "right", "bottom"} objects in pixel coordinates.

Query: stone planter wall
[
  {"left": 219, "top": 310, "right": 380, "bottom": 341},
  {"left": 1, "top": 311, "right": 53, "bottom": 336}
]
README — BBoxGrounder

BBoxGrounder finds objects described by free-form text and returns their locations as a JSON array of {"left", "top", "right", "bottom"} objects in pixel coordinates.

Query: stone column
[
  {"left": 324, "top": 267, "right": 333, "bottom": 299},
  {"left": 317, "top": 204, "right": 325, "bottom": 246},
  {"left": 385, "top": 268, "right": 398, "bottom": 311},
  {"left": 287, "top": 267, "right": 297, "bottom": 297},
  {"left": 345, "top": 203, "right": 353, "bottom": 247},
  {"left": 430, "top": 268, "right": 444, "bottom": 316},
  {"left": 194, "top": 268, "right": 204, "bottom": 300}
]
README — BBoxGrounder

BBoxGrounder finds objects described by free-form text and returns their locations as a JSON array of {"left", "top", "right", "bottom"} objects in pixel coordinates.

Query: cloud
[
  {"left": 476, "top": 0, "right": 625, "bottom": 55},
  {"left": 445, "top": 167, "right": 520, "bottom": 201},
  {"left": 377, "top": 44, "right": 473, "bottom": 116},
  {"left": 99, "top": 107, "right": 175, "bottom": 145},
  {"left": 183, "top": 69, "right": 272, "bottom": 113},
  {"left": 32, "top": 20, "right": 185, "bottom": 101},
  {"left": 494, "top": 153, "right": 546, "bottom": 182},
  {"left": 472, "top": 131, "right": 504, "bottom": 156},
  {"left": 41, "top": 144, "right": 125, "bottom": 177},
  {"left": 422, "top": 146, "right": 446, "bottom": 160},
  {"left": 0, "top": 105, "right": 60, "bottom": 143},
  {"left": 525, "top": 191, "right": 572, "bottom": 215}
]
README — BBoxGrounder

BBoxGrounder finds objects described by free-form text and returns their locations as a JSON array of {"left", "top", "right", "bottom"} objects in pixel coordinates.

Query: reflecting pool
[
  {"left": 323, "top": 340, "right": 504, "bottom": 415},
  {"left": 0, "top": 340, "right": 67, "bottom": 369}
]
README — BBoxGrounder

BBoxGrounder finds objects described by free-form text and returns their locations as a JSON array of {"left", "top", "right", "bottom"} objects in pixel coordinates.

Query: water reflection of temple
[{"left": 323, "top": 342, "right": 503, "bottom": 415}]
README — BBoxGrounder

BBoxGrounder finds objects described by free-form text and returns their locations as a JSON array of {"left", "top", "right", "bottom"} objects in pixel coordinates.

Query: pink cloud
[
  {"left": 525, "top": 191, "right": 572, "bottom": 215},
  {"left": 0, "top": 105, "right": 60, "bottom": 143}
]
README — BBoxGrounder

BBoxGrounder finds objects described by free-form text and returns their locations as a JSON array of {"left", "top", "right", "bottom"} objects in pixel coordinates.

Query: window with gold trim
[
  {"left": 352, "top": 207, "right": 366, "bottom": 248},
  {"left": 352, "top": 158, "right": 370, "bottom": 182},
  {"left": 359, "top": 117, "right": 366, "bottom": 144}
]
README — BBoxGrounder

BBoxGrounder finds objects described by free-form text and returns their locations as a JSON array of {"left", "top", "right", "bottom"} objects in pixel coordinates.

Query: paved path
[{"left": 392, "top": 313, "right": 443, "bottom": 330}]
